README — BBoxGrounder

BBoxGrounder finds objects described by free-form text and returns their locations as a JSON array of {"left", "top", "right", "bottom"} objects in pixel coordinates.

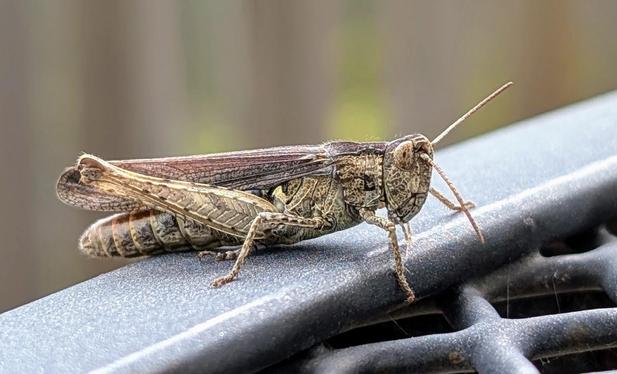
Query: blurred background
[{"left": 1, "top": 0, "right": 617, "bottom": 313}]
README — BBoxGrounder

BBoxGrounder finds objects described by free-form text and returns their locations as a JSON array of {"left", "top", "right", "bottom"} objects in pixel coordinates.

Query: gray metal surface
[
  {"left": 2, "top": 91, "right": 617, "bottom": 373},
  {"left": 276, "top": 235, "right": 617, "bottom": 373}
]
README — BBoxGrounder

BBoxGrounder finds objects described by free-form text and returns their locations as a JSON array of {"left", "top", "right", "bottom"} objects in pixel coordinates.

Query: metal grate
[{"left": 270, "top": 223, "right": 617, "bottom": 373}]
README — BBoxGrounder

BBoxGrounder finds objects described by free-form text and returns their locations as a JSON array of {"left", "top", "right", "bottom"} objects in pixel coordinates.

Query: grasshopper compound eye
[{"left": 393, "top": 140, "right": 415, "bottom": 170}]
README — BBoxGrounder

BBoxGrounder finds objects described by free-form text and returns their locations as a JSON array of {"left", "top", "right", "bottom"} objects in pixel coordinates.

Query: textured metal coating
[{"left": 2, "top": 90, "right": 617, "bottom": 373}]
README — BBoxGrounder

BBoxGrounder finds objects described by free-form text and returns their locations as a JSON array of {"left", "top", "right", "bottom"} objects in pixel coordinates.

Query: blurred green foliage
[{"left": 330, "top": 0, "right": 389, "bottom": 141}]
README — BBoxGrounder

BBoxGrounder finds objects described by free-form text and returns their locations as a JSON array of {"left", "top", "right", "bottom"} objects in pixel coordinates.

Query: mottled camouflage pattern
[{"left": 58, "top": 135, "right": 434, "bottom": 258}]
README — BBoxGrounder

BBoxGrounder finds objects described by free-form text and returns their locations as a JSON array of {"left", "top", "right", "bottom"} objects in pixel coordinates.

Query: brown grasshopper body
[
  {"left": 74, "top": 137, "right": 428, "bottom": 256},
  {"left": 57, "top": 83, "right": 511, "bottom": 303}
]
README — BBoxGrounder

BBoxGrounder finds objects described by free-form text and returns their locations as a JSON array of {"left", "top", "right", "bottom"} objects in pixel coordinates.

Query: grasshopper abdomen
[{"left": 79, "top": 210, "right": 241, "bottom": 257}]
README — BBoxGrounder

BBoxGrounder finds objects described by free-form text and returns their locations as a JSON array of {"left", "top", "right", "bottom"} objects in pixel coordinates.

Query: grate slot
[
  {"left": 492, "top": 290, "right": 616, "bottom": 319},
  {"left": 326, "top": 313, "right": 453, "bottom": 349},
  {"left": 532, "top": 347, "right": 617, "bottom": 374},
  {"left": 473, "top": 244, "right": 617, "bottom": 304},
  {"left": 540, "top": 226, "right": 616, "bottom": 257}
]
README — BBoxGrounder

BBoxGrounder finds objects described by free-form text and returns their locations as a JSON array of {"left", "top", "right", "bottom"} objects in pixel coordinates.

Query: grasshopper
[{"left": 57, "top": 82, "right": 511, "bottom": 303}]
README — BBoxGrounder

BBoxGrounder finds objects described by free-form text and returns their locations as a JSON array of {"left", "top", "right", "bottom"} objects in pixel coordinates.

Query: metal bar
[
  {"left": 281, "top": 243, "right": 617, "bottom": 373},
  {"left": 2, "top": 91, "right": 617, "bottom": 373},
  {"left": 290, "top": 308, "right": 617, "bottom": 374}
]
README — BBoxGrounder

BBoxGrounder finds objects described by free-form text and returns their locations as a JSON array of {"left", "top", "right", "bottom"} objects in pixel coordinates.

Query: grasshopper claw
[{"left": 211, "top": 275, "right": 236, "bottom": 288}]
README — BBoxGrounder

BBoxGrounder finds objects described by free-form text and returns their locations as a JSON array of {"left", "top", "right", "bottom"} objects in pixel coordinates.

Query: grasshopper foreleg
[
  {"left": 211, "top": 212, "right": 325, "bottom": 287},
  {"left": 359, "top": 208, "right": 415, "bottom": 304},
  {"left": 429, "top": 187, "right": 475, "bottom": 212}
]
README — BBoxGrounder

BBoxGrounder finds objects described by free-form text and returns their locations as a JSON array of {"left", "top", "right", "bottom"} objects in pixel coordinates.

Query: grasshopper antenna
[
  {"left": 431, "top": 81, "right": 513, "bottom": 146},
  {"left": 423, "top": 82, "right": 512, "bottom": 242}
]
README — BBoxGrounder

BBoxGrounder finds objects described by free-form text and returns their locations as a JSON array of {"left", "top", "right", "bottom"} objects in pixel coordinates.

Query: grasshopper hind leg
[
  {"left": 211, "top": 212, "right": 324, "bottom": 287},
  {"left": 198, "top": 249, "right": 240, "bottom": 261}
]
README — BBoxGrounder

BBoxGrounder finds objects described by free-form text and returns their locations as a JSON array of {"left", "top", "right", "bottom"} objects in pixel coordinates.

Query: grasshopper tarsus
[
  {"left": 197, "top": 249, "right": 240, "bottom": 261},
  {"left": 211, "top": 274, "right": 236, "bottom": 288},
  {"left": 58, "top": 82, "right": 512, "bottom": 303},
  {"left": 430, "top": 188, "right": 476, "bottom": 212},
  {"left": 452, "top": 201, "right": 477, "bottom": 213}
]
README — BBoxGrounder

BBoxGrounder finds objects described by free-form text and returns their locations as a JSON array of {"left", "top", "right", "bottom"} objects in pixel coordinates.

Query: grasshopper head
[
  {"left": 381, "top": 82, "right": 512, "bottom": 240},
  {"left": 382, "top": 134, "right": 434, "bottom": 223}
]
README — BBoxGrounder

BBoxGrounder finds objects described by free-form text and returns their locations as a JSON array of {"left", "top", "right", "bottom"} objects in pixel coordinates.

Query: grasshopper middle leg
[
  {"left": 400, "top": 222, "right": 413, "bottom": 257},
  {"left": 211, "top": 212, "right": 325, "bottom": 287},
  {"left": 359, "top": 208, "right": 415, "bottom": 304}
]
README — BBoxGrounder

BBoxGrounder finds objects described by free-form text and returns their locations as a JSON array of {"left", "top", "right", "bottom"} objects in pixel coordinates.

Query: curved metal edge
[{"left": 108, "top": 157, "right": 617, "bottom": 374}]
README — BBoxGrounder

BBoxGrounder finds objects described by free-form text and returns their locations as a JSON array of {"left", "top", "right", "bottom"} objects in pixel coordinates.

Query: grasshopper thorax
[{"left": 382, "top": 134, "right": 434, "bottom": 224}]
